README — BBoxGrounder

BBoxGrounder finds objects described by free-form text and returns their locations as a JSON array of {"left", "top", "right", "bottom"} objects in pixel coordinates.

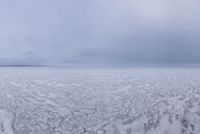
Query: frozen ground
[{"left": 0, "top": 67, "right": 200, "bottom": 134}]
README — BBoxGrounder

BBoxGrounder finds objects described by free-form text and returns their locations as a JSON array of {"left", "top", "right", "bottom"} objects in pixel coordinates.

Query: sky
[{"left": 0, "top": 0, "right": 200, "bottom": 66}]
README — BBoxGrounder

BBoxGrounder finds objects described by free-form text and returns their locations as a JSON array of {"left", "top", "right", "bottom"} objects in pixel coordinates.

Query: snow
[{"left": 0, "top": 67, "right": 200, "bottom": 134}]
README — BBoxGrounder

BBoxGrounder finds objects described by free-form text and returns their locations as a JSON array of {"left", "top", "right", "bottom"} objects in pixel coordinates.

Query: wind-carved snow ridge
[{"left": 0, "top": 68, "right": 200, "bottom": 134}]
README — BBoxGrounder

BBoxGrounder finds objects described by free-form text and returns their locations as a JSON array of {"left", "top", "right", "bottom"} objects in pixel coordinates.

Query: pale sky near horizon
[{"left": 0, "top": 0, "right": 200, "bottom": 65}]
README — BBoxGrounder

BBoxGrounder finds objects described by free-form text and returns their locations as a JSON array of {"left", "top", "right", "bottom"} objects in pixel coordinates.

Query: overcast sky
[{"left": 0, "top": 0, "right": 200, "bottom": 65}]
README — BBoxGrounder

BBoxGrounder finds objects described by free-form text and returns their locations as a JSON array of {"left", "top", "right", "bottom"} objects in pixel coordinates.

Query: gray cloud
[{"left": 0, "top": 0, "right": 200, "bottom": 65}]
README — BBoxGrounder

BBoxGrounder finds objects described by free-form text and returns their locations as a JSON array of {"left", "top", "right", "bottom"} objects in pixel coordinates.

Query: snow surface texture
[{"left": 0, "top": 67, "right": 200, "bottom": 134}]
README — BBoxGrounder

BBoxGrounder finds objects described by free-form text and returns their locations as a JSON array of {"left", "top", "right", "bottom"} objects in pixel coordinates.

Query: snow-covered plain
[{"left": 0, "top": 67, "right": 200, "bottom": 134}]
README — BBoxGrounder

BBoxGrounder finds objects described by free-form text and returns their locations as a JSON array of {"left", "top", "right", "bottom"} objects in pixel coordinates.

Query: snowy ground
[{"left": 0, "top": 67, "right": 200, "bottom": 134}]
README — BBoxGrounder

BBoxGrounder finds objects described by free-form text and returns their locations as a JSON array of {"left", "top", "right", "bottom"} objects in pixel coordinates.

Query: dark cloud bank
[{"left": 0, "top": 0, "right": 200, "bottom": 66}]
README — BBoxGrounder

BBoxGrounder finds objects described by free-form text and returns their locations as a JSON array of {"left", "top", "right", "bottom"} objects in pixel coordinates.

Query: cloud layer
[{"left": 0, "top": 0, "right": 200, "bottom": 65}]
